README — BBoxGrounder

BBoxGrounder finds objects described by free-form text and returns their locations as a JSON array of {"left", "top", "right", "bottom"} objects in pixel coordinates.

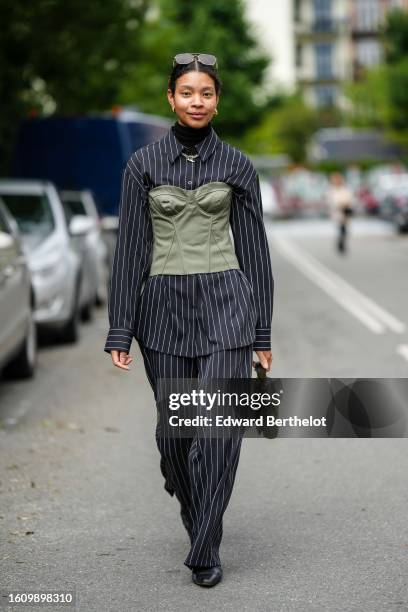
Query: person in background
[{"left": 328, "top": 172, "right": 354, "bottom": 254}]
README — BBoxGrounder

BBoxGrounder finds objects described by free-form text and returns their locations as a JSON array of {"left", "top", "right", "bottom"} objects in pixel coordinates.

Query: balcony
[
  {"left": 351, "top": 21, "right": 381, "bottom": 37},
  {"left": 294, "top": 18, "right": 349, "bottom": 38},
  {"left": 296, "top": 64, "right": 347, "bottom": 85}
]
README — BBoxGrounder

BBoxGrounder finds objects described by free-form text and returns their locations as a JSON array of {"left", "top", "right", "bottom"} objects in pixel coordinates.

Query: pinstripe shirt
[{"left": 104, "top": 125, "right": 274, "bottom": 357}]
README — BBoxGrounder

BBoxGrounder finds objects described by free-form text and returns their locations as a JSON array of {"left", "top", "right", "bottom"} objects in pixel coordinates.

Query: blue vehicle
[{"left": 11, "top": 109, "right": 171, "bottom": 216}]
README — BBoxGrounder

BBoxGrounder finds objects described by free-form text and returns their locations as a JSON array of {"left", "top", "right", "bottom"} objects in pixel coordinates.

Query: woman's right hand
[{"left": 110, "top": 350, "right": 133, "bottom": 371}]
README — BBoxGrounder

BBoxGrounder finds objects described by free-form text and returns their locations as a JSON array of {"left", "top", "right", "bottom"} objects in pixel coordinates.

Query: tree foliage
[
  {"left": 119, "top": 0, "right": 273, "bottom": 142},
  {"left": 382, "top": 8, "right": 408, "bottom": 65},
  {"left": 0, "top": 0, "right": 149, "bottom": 174},
  {"left": 344, "top": 66, "right": 390, "bottom": 128},
  {"left": 382, "top": 9, "right": 408, "bottom": 135},
  {"left": 0, "top": 0, "right": 273, "bottom": 173},
  {"left": 242, "top": 94, "right": 319, "bottom": 163},
  {"left": 343, "top": 8, "right": 408, "bottom": 149}
]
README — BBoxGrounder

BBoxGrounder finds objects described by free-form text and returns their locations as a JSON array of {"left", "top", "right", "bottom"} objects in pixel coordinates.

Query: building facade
[
  {"left": 294, "top": 0, "right": 408, "bottom": 107},
  {"left": 244, "top": 0, "right": 296, "bottom": 90}
]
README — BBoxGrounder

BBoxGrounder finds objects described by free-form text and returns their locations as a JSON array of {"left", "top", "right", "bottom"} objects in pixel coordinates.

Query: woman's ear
[{"left": 167, "top": 89, "right": 174, "bottom": 111}]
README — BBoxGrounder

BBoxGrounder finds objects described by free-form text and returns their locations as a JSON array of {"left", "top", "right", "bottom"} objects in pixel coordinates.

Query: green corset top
[{"left": 147, "top": 181, "right": 241, "bottom": 275}]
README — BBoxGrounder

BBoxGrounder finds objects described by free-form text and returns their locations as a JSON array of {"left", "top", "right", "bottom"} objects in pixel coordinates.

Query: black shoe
[{"left": 192, "top": 565, "right": 223, "bottom": 587}]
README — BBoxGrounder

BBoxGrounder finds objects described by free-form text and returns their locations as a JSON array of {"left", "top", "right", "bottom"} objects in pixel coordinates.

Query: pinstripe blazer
[{"left": 104, "top": 124, "right": 274, "bottom": 357}]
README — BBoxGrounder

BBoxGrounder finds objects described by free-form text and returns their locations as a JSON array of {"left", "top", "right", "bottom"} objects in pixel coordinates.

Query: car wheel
[
  {"left": 3, "top": 308, "right": 37, "bottom": 379},
  {"left": 395, "top": 216, "right": 408, "bottom": 234},
  {"left": 81, "top": 299, "right": 94, "bottom": 322},
  {"left": 59, "top": 278, "right": 81, "bottom": 343},
  {"left": 95, "top": 289, "right": 106, "bottom": 307}
]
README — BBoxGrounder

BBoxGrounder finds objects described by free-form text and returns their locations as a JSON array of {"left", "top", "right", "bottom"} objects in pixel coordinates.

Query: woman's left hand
[{"left": 253, "top": 349, "right": 273, "bottom": 372}]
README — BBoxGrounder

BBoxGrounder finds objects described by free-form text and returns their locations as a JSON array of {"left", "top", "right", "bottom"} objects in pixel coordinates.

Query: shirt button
[{"left": 187, "top": 181, "right": 192, "bottom": 185}]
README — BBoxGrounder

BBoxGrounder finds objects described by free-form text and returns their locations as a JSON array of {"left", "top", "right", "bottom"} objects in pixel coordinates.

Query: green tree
[
  {"left": 343, "top": 8, "right": 408, "bottom": 149},
  {"left": 387, "top": 58, "right": 408, "bottom": 134},
  {"left": 343, "top": 66, "right": 390, "bottom": 128},
  {"left": 0, "top": 0, "right": 274, "bottom": 173},
  {"left": 382, "top": 8, "right": 408, "bottom": 64},
  {"left": 119, "top": 0, "right": 273, "bottom": 143},
  {"left": 382, "top": 9, "right": 408, "bottom": 137},
  {"left": 0, "top": 0, "right": 149, "bottom": 174},
  {"left": 242, "top": 94, "right": 318, "bottom": 163}
]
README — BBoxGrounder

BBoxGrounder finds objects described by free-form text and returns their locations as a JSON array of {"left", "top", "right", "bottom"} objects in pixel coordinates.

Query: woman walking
[
  {"left": 328, "top": 172, "right": 354, "bottom": 254},
  {"left": 104, "top": 53, "right": 274, "bottom": 587}
]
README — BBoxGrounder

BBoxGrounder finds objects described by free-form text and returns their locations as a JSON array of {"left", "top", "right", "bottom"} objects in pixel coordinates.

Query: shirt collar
[{"left": 164, "top": 125, "right": 220, "bottom": 164}]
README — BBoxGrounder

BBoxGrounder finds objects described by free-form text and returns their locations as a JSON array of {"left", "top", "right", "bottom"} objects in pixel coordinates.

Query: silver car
[
  {"left": 0, "top": 180, "right": 89, "bottom": 343},
  {"left": 59, "top": 190, "right": 109, "bottom": 311},
  {"left": 0, "top": 198, "right": 37, "bottom": 378}
]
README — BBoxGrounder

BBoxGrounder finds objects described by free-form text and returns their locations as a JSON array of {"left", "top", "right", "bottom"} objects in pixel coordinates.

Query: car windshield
[
  {"left": 0, "top": 204, "right": 12, "bottom": 245},
  {"left": 0, "top": 193, "right": 55, "bottom": 239},
  {"left": 61, "top": 197, "right": 87, "bottom": 222}
]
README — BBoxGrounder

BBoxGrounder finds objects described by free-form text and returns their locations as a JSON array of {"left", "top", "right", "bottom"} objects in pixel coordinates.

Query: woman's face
[
  {"left": 167, "top": 70, "right": 219, "bottom": 128},
  {"left": 331, "top": 172, "right": 344, "bottom": 186}
]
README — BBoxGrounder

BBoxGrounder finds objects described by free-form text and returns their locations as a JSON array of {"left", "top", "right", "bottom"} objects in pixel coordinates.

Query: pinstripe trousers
[{"left": 139, "top": 343, "right": 253, "bottom": 569}]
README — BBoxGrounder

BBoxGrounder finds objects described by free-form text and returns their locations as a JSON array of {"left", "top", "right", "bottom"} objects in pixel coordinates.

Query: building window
[
  {"left": 313, "top": 0, "right": 332, "bottom": 30},
  {"left": 315, "top": 43, "right": 333, "bottom": 78},
  {"left": 315, "top": 85, "right": 336, "bottom": 107},
  {"left": 294, "top": 0, "right": 301, "bottom": 21},
  {"left": 296, "top": 43, "right": 303, "bottom": 68},
  {"left": 355, "top": 0, "right": 381, "bottom": 31},
  {"left": 356, "top": 39, "right": 382, "bottom": 67}
]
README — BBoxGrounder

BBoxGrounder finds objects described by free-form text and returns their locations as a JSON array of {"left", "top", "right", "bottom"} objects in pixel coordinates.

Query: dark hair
[{"left": 168, "top": 61, "right": 223, "bottom": 96}]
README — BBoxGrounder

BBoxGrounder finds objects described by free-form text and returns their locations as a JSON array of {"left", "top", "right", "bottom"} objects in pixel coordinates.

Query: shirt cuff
[
  {"left": 253, "top": 327, "right": 271, "bottom": 351},
  {"left": 104, "top": 328, "right": 134, "bottom": 354}
]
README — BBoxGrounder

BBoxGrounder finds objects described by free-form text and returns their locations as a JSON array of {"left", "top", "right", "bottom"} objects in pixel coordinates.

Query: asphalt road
[
  {"left": 268, "top": 216, "right": 408, "bottom": 377},
  {"left": 1, "top": 216, "right": 407, "bottom": 611}
]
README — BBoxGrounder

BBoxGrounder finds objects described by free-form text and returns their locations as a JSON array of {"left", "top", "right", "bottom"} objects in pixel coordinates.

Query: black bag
[{"left": 253, "top": 362, "right": 279, "bottom": 439}]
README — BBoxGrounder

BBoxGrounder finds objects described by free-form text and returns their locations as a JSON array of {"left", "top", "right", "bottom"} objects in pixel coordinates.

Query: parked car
[
  {"left": 100, "top": 215, "right": 118, "bottom": 282},
  {"left": 259, "top": 179, "right": 281, "bottom": 218},
  {"left": 59, "top": 190, "right": 110, "bottom": 311},
  {"left": 280, "top": 169, "right": 330, "bottom": 217},
  {"left": 383, "top": 174, "right": 408, "bottom": 233},
  {"left": 375, "top": 173, "right": 408, "bottom": 225},
  {"left": 0, "top": 198, "right": 37, "bottom": 378},
  {"left": 0, "top": 179, "right": 90, "bottom": 343},
  {"left": 361, "top": 165, "right": 406, "bottom": 217},
  {"left": 355, "top": 184, "right": 380, "bottom": 215},
  {"left": 395, "top": 201, "right": 408, "bottom": 233}
]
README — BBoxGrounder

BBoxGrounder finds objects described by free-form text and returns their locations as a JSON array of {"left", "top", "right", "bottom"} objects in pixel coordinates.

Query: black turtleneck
[{"left": 172, "top": 120, "right": 212, "bottom": 154}]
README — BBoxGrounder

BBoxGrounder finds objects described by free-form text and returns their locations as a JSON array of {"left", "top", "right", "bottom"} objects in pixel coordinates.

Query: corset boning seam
[
  {"left": 208, "top": 217, "right": 213, "bottom": 271},
  {"left": 211, "top": 225, "right": 232, "bottom": 269},
  {"left": 170, "top": 220, "right": 186, "bottom": 274},
  {"left": 160, "top": 226, "right": 176, "bottom": 275}
]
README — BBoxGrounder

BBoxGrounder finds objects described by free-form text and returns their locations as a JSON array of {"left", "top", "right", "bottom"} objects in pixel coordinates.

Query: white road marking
[
  {"left": 272, "top": 236, "right": 406, "bottom": 335},
  {"left": 396, "top": 344, "right": 408, "bottom": 362},
  {"left": 284, "top": 239, "right": 405, "bottom": 334}
]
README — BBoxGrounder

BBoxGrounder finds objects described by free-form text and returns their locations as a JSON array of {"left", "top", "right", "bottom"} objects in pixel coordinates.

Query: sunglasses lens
[
  {"left": 173, "top": 53, "right": 218, "bottom": 69},
  {"left": 198, "top": 54, "right": 217, "bottom": 66},
  {"left": 174, "top": 53, "right": 194, "bottom": 65}
]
